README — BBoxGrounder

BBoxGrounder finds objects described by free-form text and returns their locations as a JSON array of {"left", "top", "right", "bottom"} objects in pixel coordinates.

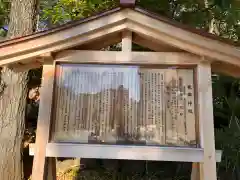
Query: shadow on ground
[{"left": 57, "top": 159, "right": 192, "bottom": 180}]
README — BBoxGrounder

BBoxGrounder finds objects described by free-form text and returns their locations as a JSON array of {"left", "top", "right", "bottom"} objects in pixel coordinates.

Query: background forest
[{"left": 1, "top": 0, "right": 240, "bottom": 179}]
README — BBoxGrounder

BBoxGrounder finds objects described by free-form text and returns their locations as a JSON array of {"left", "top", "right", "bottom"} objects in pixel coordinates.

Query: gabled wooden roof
[
  {"left": 0, "top": 6, "right": 239, "bottom": 77},
  {"left": 0, "top": 6, "right": 238, "bottom": 48}
]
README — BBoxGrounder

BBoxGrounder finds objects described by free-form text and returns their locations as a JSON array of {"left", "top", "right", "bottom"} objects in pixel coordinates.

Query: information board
[{"left": 51, "top": 64, "right": 196, "bottom": 147}]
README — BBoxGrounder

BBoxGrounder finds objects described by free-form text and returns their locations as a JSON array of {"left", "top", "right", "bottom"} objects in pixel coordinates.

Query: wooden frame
[
  {"left": 195, "top": 61, "right": 217, "bottom": 180},
  {"left": 122, "top": 30, "right": 132, "bottom": 52},
  {"left": 29, "top": 143, "right": 222, "bottom": 163},
  {"left": 0, "top": 4, "right": 234, "bottom": 180},
  {"left": 29, "top": 23, "right": 222, "bottom": 180},
  {"left": 31, "top": 61, "right": 56, "bottom": 180},
  {"left": 55, "top": 50, "right": 204, "bottom": 65}
]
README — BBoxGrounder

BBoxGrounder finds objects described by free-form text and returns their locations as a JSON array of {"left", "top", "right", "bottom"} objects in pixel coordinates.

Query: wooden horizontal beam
[
  {"left": 132, "top": 33, "right": 182, "bottom": 52},
  {"left": 29, "top": 143, "right": 222, "bottom": 163},
  {"left": 55, "top": 50, "right": 240, "bottom": 77},
  {"left": 55, "top": 50, "right": 204, "bottom": 65},
  {"left": 8, "top": 61, "right": 42, "bottom": 72},
  {"left": 211, "top": 61, "right": 240, "bottom": 78},
  {"left": 7, "top": 53, "right": 53, "bottom": 72}
]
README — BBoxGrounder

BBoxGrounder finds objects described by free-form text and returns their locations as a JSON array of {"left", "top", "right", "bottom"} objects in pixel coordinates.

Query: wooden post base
[{"left": 46, "top": 157, "right": 56, "bottom": 180}]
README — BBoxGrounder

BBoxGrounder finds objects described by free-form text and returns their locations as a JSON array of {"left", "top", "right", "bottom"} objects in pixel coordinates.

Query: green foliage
[
  {"left": 0, "top": 0, "right": 10, "bottom": 26},
  {"left": 139, "top": 0, "right": 240, "bottom": 41},
  {"left": 41, "top": 0, "right": 117, "bottom": 25},
  {"left": 215, "top": 120, "right": 240, "bottom": 178},
  {"left": 212, "top": 74, "right": 240, "bottom": 178},
  {"left": 2, "top": 0, "right": 240, "bottom": 40},
  {"left": 0, "top": 28, "right": 6, "bottom": 37},
  {"left": 0, "top": 0, "right": 10, "bottom": 37},
  {"left": 212, "top": 75, "right": 240, "bottom": 122}
]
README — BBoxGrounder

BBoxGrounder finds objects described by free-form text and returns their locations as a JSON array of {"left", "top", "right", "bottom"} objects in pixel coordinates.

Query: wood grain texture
[
  {"left": 46, "top": 158, "right": 56, "bottom": 180},
  {"left": 191, "top": 162, "right": 200, "bottom": 180},
  {"left": 1, "top": 8, "right": 240, "bottom": 77},
  {"left": 122, "top": 31, "right": 132, "bottom": 52},
  {"left": 29, "top": 143, "right": 223, "bottom": 163},
  {"left": 196, "top": 62, "right": 217, "bottom": 180},
  {"left": 0, "top": 0, "right": 37, "bottom": 178},
  {"left": 132, "top": 33, "right": 182, "bottom": 52},
  {"left": 32, "top": 62, "right": 55, "bottom": 180},
  {"left": 55, "top": 51, "right": 203, "bottom": 65},
  {"left": 125, "top": 11, "right": 240, "bottom": 66},
  {"left": 51, "top": 64, "right": 196, "bottom": 147},
  {"left": 0, "top": 11, "right": 127, "bottom": 66}
]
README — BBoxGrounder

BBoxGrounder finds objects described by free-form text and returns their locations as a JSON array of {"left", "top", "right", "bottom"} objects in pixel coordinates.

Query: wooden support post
[
  {"left": 31, "top": 61, "right": 55, "bottom": 180},
  {"left": 46, "top": 158, "right": 57, "bottom": 180},
  {"left": 191, "top": 163, "right": 201, "bottom": 180},
  {"left": 192, "top": 61, "right": 217, "bottom": 180},
  {"left": 122, "top": 31, "right": 132, "bottom": 52}
]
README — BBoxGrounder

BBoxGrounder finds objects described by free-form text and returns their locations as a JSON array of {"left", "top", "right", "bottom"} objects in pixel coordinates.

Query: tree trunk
[{"left": 0, "top": 0, "right": 38, "bottom": 179}]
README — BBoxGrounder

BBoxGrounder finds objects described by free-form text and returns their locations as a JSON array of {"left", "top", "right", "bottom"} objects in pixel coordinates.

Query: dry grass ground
[{"left": 55, "top": 159, "right": 191, "bottom": 180}]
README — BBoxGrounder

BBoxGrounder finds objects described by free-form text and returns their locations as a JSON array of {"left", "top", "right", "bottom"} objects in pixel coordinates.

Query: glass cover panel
[{"left": 52, "top": 64, "right": 196, "bottom": 147}]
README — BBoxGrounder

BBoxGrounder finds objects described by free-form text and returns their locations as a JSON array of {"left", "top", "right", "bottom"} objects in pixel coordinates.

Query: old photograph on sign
[{"left": 51, "top": 64, "right": 196, "bottom": 147}]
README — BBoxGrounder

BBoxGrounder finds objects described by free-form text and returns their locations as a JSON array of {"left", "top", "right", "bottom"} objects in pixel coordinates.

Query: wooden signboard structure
[{"left": 0, "top": 1, "right": 240, "bottom": 179}]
